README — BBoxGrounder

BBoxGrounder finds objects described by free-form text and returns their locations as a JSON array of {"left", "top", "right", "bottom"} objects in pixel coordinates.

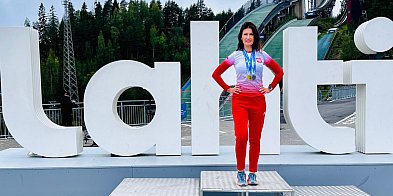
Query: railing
[
  {"left": 181, "top": 96, "right": 233, "bottom": 123},
  {"left": 0, "top": 98, "right": 231, "bottom": 138},
  {"left": 0, "top": 85, "right": 356, "bottom": 138},
  {"left": 318, "top": 85, "right": 356, "bottom": 101}
]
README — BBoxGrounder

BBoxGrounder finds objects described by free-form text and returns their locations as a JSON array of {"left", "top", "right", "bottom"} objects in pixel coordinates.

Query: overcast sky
[
  {"left": 0, "top": 0, "right": 341, "bottom": 27},
  {"left": 0, "top": 0, "right": 245, "bottom": 27}
]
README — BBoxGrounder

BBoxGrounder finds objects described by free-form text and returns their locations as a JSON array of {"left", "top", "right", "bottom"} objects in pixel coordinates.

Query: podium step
[
  {"left": 200, "top": 171, "right": 294, "bottom": 195},
  {"left": 109, "top": 178, "right": 199, "bottom": 196},
  {"left": 109, "top": 173, "right": 370, "bottom": 196},
  {"left": 292, "top": 186, "right": 370, "bottom": 196}
]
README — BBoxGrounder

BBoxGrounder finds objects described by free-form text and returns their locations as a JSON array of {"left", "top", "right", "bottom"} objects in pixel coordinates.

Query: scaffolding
[{"left": 62, "top": 0, "right": 79, "bottom": 101}]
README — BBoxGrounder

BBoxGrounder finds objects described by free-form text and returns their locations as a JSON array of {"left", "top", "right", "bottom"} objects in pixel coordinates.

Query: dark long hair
[{"left": 237, "top": 21, "right": 261, "bottom": 51}]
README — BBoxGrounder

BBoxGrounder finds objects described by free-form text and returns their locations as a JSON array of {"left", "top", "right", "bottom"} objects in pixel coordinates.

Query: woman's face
[{"left": 242, "top": 28, "right": 254, "bottom": 48}]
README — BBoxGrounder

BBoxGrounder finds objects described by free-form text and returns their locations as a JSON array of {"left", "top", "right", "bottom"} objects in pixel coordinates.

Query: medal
[
  {"left": 242, "top": 49, "right": 257, "bottom": 80},
  {"left": 246, "top": 75, "right": 256, "bottom": 80}
]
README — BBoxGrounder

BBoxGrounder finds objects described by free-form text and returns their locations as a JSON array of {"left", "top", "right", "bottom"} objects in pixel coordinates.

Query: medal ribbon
[{"left": 242, "top": 49, "right": 256, "bottom": 77}]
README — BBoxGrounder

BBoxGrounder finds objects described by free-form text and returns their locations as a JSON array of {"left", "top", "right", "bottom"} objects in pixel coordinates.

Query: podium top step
[
  {"left": 292, "top": 186, "right": 370, "bottom": 196},
  {"left": 201, "top": 171, "right": 293, "bottom": 194},
  {"left": 109, "top": 178, "right": 199, "bottom": 196}
]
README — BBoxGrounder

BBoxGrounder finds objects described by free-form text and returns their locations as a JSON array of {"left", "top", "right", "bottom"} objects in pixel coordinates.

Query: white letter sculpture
[
  {"left": 283, "top": 27, "right": 355, "bottom": 154},
  {"left": 0, "top": 28, "right": 83, "bottom": 157},
  {"left": 84, "top": 61, "right": 181, "bottom": 156},
  {"left": 345, "top": 17, "right": 393, "bottom": 153},
  {"left": 191, "top": 21, "right": 220, "bottom": 155}
]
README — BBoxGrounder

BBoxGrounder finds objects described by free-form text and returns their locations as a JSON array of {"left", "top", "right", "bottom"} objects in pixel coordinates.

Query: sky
[
  {"left": 0, "top": 0, "right": 244, "bottom": 27},
  {"left": 0, "top": 0, "right": 342, "bottom": 27}
]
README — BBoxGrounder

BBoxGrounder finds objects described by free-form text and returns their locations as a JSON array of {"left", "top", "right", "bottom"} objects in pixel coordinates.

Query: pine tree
[
  {"left": 256, "top": 0, "right": 261, "bottom": 7},
  {"left": 250, "top": 0, "right": 256, "bottom": 12},
  {"left": 24, "top": 18, "right": 31, "bottom": 27},
  {"left": 47, "top": 5, "right": 60, "bottom": 55},
  {"left": 38, "top": 3, "right": 47, "bottom": 44},
  {"left": 41, "top": 49, "right": 61, "bottom": 102},
  {"left": 163, "top": 1, "right": 184, "bottom": 29},
  {"left": 149, "top": 0, "right": 164, "bottom": 30},
  {"left": 113, "top": 0, "right": 120, "bottom": 11},
  {"left": 215, "top": 9, "right": 233, "bottom": 30},
  {"left": 120, "top": 0, "right": 128, "bottom": 10}
]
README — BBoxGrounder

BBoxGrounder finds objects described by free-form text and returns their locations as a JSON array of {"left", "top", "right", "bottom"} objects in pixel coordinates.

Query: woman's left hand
[{"left": 259, "top": 86, "right": 271, "bottom": 94}]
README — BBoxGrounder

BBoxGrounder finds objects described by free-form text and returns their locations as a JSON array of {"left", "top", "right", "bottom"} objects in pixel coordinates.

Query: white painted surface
[
  {"left": 191, "top": 21, "right": 221, "bottom": 155},
  {"left": 84, "top": 61, "right": 181, "bottom": 156},
  {"left": 261, "top": 64, "right": 281, "bottom": 154},
  {"left": 0, "top": 27, "right": 83, "bottom": 157},
  {"left": 283, "top": 27, "right": 355, "bottom": 154},
  {"left": 354, "top": 17, "right": 393, "bottom": 54},
  {"left": 344, "top": 61, "right": 393, "bottom": 153}
]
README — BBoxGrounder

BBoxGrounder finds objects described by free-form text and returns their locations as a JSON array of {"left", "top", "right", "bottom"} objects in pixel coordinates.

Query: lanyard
[{"left": 242, "top": 49, "right": 256, "bottom": 76}]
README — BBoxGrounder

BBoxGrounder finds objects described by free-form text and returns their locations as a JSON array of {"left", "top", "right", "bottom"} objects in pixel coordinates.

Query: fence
[
  {"left": 0, "top": 86, "right": 356, "bottom": 138},
  {"left": 0, "top": 100, "right": 156, "bottom": 138},
  {"left": 318, "top": 85, "right": 356, "bottom": 101}
]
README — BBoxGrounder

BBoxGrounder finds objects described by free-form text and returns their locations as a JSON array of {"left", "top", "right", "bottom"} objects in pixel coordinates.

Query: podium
[
  {"left": 292, "top": 186, "right": 370, "bottom": 196},
  {"left": 200, "top": 171, "right": 294, "bottom": 196},
  {"left": 109, "top": 178, "right": 199, "bottom": 196},
  {"left": 109, "top": 171, "right": 371, "bottom": 196}
]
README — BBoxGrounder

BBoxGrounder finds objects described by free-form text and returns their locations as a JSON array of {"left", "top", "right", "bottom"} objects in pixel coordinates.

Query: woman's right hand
[{"left": 227, "top": 86, "right": 241, "bottom": 94}]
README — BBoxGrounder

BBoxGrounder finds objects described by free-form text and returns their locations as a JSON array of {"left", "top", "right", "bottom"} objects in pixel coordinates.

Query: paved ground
[
  {"left": 0, "top": 98, "right": 356, "bottom": 151},
  {"left": 0, "top": 138, "right": 22, "bottom": 151}
]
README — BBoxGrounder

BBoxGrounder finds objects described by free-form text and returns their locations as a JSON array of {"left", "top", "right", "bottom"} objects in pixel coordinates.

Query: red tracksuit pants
[{"left": 232, "top": 94, "right": 266, "bottom": 172}]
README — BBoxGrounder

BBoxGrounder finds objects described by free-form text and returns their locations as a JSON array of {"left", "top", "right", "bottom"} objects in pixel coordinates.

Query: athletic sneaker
[
  {"left": 247, "top": 172, "right": 258, "bottom": 185},
  {"left": 236, "top": 171, "right": 247, "bottom": 187}
]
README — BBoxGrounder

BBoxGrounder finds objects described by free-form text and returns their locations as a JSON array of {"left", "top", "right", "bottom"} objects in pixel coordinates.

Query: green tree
[
  {"left": 234, "top": 6, "right": 245, "bottom": 22},
  {"left": 47, "top": 5, "right": 60, "bottom": 55},
  {"left": 110, "top": 26, "right": 121, "bottom": 59},
  {"left": 215, "top": 9, "right": 233, "bottom": 30},
  {"left": 314, "top": 18, "right": 334, "bottom": 33},
  {"left": 256, "top": 0, "right": 261, "bottom": 7},
  {"left": 24, "top": 18, "right": 31, "bottom": 27},
  {"left": 249, "top": 0, "right": 255, "bottom": 13},
  {"left": 41, "top": 49, "right": 62, "bottom": 102},
  {"left": 120, "top": 0, "right": 128, "bottom": 9},
  {"left": 35, "top": 0, "right": 245, "bottom": 102},
  {"left": 340, "top": 31, "right": 364, "bottom": 61},
  {"left": 127, "top": 1, "right": 148, "bottom": 61},
  {"left": 96, "top": 31, "right": 108, "bottom": 67},
  {"left": 113, "top": 0, "right": 120, "bottom": 11},
  {"left": 37, "top": 3, "right": 49, "bottom": 59},
  {"left": 149, "top": 0, "right": 164, "bottom": 30},
  {"left": 166, "top": 27, "right": 189, "bottom": 83},
  {"left": 365, "top": 0, "right": 393, "bottom": 20},
  {"left": 38, "top": 3, "right": 47, "bottom": 43},
  {"left": 184, "top": 0, "right": 214, "bottom": 36},
  {"left": 150, "top": 25, "right": 166, "bottom": 60},
  {"left": 163, "top": 1, "right": 184, "bottom": 29}
]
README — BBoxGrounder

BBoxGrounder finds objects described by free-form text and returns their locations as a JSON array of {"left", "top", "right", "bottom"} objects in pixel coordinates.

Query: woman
[{"left": 212, "top": 21, "right": 283, "bottom": 186}]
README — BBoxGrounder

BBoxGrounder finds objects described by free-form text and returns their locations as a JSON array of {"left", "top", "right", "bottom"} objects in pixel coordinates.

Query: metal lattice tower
[{"left": 62, "top": 0, "right": 79, "bottom": 101}]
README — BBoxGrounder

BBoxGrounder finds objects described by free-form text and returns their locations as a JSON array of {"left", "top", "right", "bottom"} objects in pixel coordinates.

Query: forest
[
  {"left": 25, "top": 0, "right": 245, "bottom": 102},
  {"left": 24, "top": 0, "right": 393, "bottom": 103}
]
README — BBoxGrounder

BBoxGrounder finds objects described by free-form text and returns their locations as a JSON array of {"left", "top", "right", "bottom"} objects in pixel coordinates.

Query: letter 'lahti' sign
[{"left": 0, "top": 17, "right": 392, "bottom": 157}]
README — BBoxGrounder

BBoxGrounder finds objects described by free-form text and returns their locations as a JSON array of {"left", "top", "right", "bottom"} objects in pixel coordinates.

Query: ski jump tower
[{"left": 62, "top": 0, "right": 79, "bottom": 101}]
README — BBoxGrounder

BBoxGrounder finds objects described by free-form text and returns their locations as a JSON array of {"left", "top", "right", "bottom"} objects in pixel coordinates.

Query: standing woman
[{"left": 212, "top": 21, "right": 283, "bottom": 186}]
